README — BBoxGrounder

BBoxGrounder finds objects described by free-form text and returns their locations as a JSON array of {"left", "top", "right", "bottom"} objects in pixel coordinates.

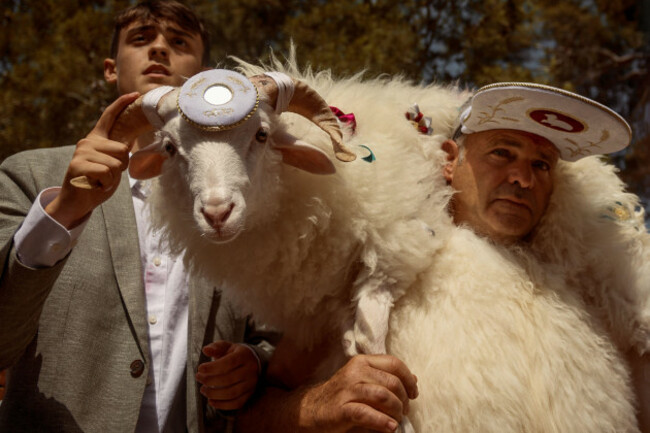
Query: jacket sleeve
[{"left": 0, "top": 152, "right": 69, "bottom": 369}]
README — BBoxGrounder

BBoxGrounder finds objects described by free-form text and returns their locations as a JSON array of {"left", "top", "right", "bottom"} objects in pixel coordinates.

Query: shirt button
[
  {"left": 130, "top": 360, "right": 145, "bottom": 378},
  {"left": 153, "top": 257, "right": 162, "bottom": 266},
  {"left": 149, "top": 315, "right": 157, "bottom": 325}
]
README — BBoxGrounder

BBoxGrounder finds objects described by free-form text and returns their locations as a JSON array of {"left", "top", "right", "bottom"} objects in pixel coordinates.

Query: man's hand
[
  {"left": 45, "top": 92, "right": 140, "bottom": 229},
  {"left": 196, "top": 341, "right": 260, "bottom": 411},
  {"left": 298, "top": 354, "right": 418, "bottom": 433}
]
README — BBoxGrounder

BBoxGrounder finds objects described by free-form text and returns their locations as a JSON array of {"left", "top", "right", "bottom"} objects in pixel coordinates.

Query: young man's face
[
  {"left": 444, "top": 129, "right": 559, "bottom": 244},
  {"left": 104, "top": 20, "right": 205, "bottom": 95}
]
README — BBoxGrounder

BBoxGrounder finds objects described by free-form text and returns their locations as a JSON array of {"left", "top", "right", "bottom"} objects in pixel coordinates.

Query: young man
[
  {"left": 0, "top": 1, "right": 418, "bottom": 432},
  {"left": 0, "top": 2, "right": 269, "bottom": 431}
]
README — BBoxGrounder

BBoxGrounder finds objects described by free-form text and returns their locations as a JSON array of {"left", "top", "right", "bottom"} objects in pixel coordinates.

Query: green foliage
[
  {"left": 0, "top": 0, "right": 121, "bottom": 159},
  {"left": 281, "top": 1, "right": 421, "bottom": 77},
  {"left": 1, "top": 0, "right": 648, "bottom": 203}
]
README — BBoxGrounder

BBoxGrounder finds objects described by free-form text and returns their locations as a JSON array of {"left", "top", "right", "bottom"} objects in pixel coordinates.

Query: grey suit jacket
[{"left": 0, "top": 146, "right": 265, "bottom": 432}]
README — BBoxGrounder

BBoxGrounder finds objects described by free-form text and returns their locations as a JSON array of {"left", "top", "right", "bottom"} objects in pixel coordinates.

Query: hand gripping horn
[{"left": 69, "top": 86, "right": 174, "bottom": 189}]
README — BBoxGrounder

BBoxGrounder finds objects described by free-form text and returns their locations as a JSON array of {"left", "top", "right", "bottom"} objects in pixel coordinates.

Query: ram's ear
[
  {"left": 129, "top": 142, "right": 168, "bottom": 180},
  {"left": 273, "top": 131, "right": 336, "bottom": 175}
]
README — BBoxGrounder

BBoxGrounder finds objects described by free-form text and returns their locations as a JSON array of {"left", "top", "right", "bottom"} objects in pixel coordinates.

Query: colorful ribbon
[
  {"left": 405, "top": 103, "right": 433, "bottom": 135},
  {"left": 330, "top": 106, "right": 375, "bottom": 163},
  {"left": 330, "top": 106, "right": 357, "bottom": 133}
]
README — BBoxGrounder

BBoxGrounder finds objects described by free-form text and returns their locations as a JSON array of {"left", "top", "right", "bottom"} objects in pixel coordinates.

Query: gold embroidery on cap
[
  {"left": 478, "top": 97, "right": 524, "bottom": 125},
  {"left": 185, "top": 77, "right": 206, "bottom": 97},
  {"left": 227, "top": 76, "right": 251, "bottom": 94},
  {"left": 204, "top": 107, "right": 236, "bottom": 117},
  {"left": 564, "top": 138, "right": 593, "bottom": 159},
  {"left": 563, "top": 129, "right": 609, "bottom": 158},
  {"left": 592, "top": 130, "right": 609, "bottom": 148}
]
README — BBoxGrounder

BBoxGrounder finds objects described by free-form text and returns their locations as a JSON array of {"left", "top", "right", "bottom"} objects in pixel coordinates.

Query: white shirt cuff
[{"left": 14, "top": 187, "right": 89, "bottom": 268}]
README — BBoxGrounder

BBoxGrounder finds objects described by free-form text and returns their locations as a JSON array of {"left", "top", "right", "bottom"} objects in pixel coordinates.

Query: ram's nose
[{"left": 201, "top": 202, "right": 235, "bottom": 228}]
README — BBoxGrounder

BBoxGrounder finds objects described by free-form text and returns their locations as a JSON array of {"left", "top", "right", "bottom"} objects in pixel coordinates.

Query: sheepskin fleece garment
[
  {"left": 388, "top": 226, "right": 638, "bottom": 432},
  {"left": 386, "top": 155, "right": 649, "bottom": 432},
  {"left": 531, "top": 156, "right": 650, "bottom": 355}
]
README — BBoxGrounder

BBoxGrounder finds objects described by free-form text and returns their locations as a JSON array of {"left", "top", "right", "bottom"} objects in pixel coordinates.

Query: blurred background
[{"left": 1, "top": 0, "right": 648, "bottom": 216}]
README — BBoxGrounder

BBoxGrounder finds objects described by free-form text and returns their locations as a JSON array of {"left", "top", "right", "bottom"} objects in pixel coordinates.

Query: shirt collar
[{"left": 130, "top": 174, "right": 152, "bottom": 200}]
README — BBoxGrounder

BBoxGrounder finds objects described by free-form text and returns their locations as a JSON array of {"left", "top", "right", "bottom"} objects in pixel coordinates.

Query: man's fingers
[
  {"left": 207, "top": 390, "right": 254, "bottom": 411},
  {"left": 200, "top": 378, "right": 256, "bottom": 402},
  {"left": 74, "top": 137, "right": 130, "bottom": 170},
  {"left": 198, "top": 344, "right": 255, "bottom": 376},
  {"left": 196, "top": 357, "right": 258, "bottom": 387},
  {"left": 340, "top": 402, "right": 400, "bottom": 433},
  {"left": 202, "top": 341, "right": 232, "bottom": 359},
  {"left": 353, "top": 381, "right": 405, "bottom": 422},
  {"left": 91, "top": 92, "right": 140, "bottom": 139},
  {"left": 365, "top": 355, "right": 418, "bottom": 399},
  {"left": 69, "top": 138, "right": 131, "bottom": 191}
]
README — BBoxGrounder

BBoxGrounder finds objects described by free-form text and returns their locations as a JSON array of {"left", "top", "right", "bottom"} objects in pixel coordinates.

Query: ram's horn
[
  {"left": 107, "top": 96, "right": 153, "bottom": 145},
  {"left": 70, "top": 96, "right": 153, "bottom": 189},
  {"left": 250, "top": 74, "right": 357, "bottom": 162}
]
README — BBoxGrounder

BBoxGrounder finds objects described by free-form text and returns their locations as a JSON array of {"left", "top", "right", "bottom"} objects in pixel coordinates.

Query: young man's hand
[
  {"left": 196, "top": 341, "right": 260, "bottom": 411},
  {"left": 45, "top": 92, "right": 140, "bottom": 229}
]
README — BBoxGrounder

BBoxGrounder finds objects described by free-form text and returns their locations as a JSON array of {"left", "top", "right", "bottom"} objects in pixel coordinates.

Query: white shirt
[{"left": 14, "top": 179, "right": 189, "bottom": 433}]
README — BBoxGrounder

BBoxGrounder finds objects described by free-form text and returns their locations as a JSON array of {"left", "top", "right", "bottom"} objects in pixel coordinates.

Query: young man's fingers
[
  {"left": 73, "top": 138, "right": 130, "bottom": 171},
  {"left": 78, "top": 163, "right": 118, "bottom": 192},
  {"left": 207, "top": 390, "right": 254, "bottom": 411},
  {"left": 198, "top": 344, "right": 256, "bottom": 376},
  {"left": 196, "top": 358, "right": 258, "bottom": 387},
  {"left": 91, "top": 92, "right": 140, "bottom": 138},
  {"left": 200, "top": 378, "right": 256, "bottom": 402},
  {"left": 202, "top": 341, "right": 233, "bottom": 359}
]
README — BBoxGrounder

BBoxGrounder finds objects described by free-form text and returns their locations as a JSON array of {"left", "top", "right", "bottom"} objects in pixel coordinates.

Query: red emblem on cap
[{"left": 529, "top": 110, "right": 584, "bottom": 133}]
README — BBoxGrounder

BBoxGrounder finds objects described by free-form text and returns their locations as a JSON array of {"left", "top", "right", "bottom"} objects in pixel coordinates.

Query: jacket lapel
[
  {"left": 187, "top": 275, "right": 219, "bottom": 432},
  {"left": 100, "top": 174, "right": 149, "bottom": 360}
]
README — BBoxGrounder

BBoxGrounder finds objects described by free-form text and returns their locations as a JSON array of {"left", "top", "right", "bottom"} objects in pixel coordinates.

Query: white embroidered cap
[
  {"left": 177, "top": 69, "right": 259, "bottom": 131},
  {"left": 454, "top": 82, "right": 632, "bottom": 161}
]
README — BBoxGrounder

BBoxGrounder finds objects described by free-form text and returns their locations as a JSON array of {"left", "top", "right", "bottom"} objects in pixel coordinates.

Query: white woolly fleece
[
  {"left": 389, "top": 227, "right": 638, "bottom": 432},
  {"left": 147, "top": 54, "right": 648, "bottom": 431}
]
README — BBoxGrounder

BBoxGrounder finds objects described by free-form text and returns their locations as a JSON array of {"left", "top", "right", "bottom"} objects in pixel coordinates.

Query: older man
[
  {"left": 434, "top": 83, "right": 648, "bottom": 431},
  {"left": 441, "top": 82, "right": 631, "bottom": 244}
]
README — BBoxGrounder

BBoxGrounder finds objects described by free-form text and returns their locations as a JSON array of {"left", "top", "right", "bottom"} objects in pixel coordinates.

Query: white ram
[{"left": 99, "top": 58, "right": 650, "bottom": 431}]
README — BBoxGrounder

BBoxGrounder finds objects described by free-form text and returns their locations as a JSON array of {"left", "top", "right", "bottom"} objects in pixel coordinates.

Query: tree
[
  {"left": 1, "top": 0, "right": 648, "bottom": 212},
  {"left": 0, "top": 0, "right": 127, "bottom": 160}
]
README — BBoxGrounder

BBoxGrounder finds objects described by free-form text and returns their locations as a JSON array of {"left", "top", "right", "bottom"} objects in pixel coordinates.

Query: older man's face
[{"left": 444, "top": 129, "right": 559, "bottom": 244}]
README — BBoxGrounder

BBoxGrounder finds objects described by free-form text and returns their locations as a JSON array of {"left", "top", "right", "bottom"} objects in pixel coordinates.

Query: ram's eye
[
  {"left": 255, "top": 128, "right": 268, "bottom": 143},
  {"left": 163, "top": 139, "right": 177, "bottom": 157}
]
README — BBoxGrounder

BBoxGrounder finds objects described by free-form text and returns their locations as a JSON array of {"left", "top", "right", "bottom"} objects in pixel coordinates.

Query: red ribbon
[{"left": 330, "top": 106, "right": 357, "bottom": 133}]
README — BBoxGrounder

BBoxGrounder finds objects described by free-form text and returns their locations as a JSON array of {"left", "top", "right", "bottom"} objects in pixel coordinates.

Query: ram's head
[{"left": 74, "top": 69, "right": 356, "bottom": 242}]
